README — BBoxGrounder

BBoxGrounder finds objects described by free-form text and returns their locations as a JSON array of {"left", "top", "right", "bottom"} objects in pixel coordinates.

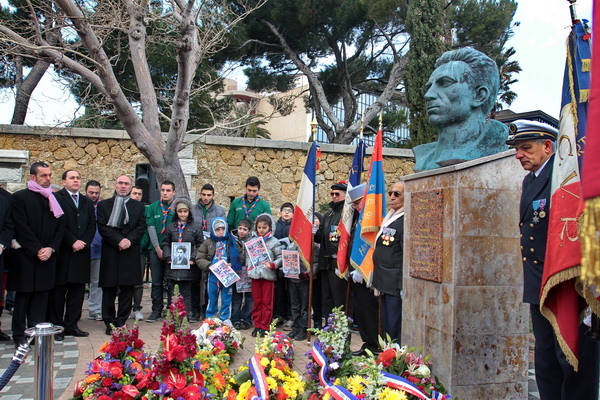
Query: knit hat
[
  {"left": 212, "top": 218, "right": 227, "bottom": 231},
  {"left": 174, "top": 197, "right": 192, "bottom": 212}
]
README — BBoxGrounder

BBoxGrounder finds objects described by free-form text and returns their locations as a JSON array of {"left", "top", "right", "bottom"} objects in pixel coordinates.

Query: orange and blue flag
[
  {"left": 290, "top": 142, "right": 320, "bottom": 269},
  {"left": 349, "top": 127, "right": 386, "bottom": 282},
  {"left": 337, "top": 139, "right": 366, "bottom": 277}
]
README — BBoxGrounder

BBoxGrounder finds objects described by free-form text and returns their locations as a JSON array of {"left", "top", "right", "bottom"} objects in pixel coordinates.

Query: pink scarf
[{"left": 27, "top": 180, "right": 64, "bottom": 218}]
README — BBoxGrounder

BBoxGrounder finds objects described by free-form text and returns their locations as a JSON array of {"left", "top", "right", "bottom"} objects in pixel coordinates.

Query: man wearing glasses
[
  {"left": 97, "top": 175, "right": 147, "bottom": 335},
  {"left": 372, "top": 181, "right": 405, "bottom": 343},
  {"left": 315, "top": 181, "right": 348, "bottom": 319}
]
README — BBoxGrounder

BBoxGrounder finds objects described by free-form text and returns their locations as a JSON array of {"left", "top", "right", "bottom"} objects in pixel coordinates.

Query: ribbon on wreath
[
  {"left": 382, "top": 372, "right": 451, "bottom": 400},
  {"left": 311, "top": 342, "right": 358, "bottom": 400},
  {"left": 249, "top": 354, "right": 269, "bottom": 400}
]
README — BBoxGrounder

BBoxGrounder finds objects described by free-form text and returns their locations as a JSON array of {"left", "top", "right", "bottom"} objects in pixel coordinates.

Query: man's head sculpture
[{"left": 413, "top": 47, "right": 508, "bottom": 171}]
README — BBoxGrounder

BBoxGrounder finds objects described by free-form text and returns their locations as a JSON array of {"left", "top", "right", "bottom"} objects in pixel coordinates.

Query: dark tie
[
  {"left": 530, "top": 173, "right": 536, "bottom": 182},
  {"left": 72, "top": 194, "right": 78, "bottom": 206}
]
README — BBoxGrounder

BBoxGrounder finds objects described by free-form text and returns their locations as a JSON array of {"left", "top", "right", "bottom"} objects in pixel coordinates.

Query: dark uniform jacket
[
  {"left": 372, "top": 214, "right": 404, "bottom": 297},
  {"left": 519, "top": 155, "right": 554, "bottom": 305},
  {"left": 8, "top": 189, "right": 65, "bottom": 292},
  {"left": 315, "top": 200, "right": 344, "bottom": 270},
  {"left": 97, "top": 196, "right": 147, "bottom": 287},
  {"left": 55, "top": 188, "right": 96, "bottom": 284},
  {"left": 0, "top": 195, "right": 13, "bottom": 272}
]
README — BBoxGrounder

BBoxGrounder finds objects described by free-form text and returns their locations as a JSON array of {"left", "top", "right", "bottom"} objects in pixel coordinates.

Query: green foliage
[{"left": 403, "top": 0, "right": 447, "bottom": 147}]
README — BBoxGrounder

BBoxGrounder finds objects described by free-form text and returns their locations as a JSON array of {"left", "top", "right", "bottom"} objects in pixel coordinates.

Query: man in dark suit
[
  {"left": 97, "top": 175, "right": 146, "bottom": 335},
  {"left": 9, "top": 162, "right": 66, "bottom": 348},
  {"left": 50, "top": 170, "right": 96, "bottom": 340},
  {"left": 372, "top": 181, "right": 404, "bottom": 345},
  {"left": 509, "top": 120, "right": 599, "bottom": 400},
  {"left": 0, "top": 193, "right": 13, "bottom": 341}
]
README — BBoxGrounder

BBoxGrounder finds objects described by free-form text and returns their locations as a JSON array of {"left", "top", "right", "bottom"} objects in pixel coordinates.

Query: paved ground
[{"left": 0, "top": 286, "right": 541, "bottom": 399}]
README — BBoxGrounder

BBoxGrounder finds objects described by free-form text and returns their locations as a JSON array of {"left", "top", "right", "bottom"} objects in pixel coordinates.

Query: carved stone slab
[{"left": 409, "top": 189, "right": 444, "bottom": 282}]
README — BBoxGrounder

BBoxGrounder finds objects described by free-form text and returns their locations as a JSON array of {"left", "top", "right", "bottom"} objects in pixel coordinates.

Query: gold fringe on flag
[
  {"left": 581, "top": 197, "right": 600, "bottom": 287},
  {"left": 582, "top": 58, "right": 591, "bottom": 72},
  {"left": 580, "top": 89, "right": 590, "bottom": 103}
]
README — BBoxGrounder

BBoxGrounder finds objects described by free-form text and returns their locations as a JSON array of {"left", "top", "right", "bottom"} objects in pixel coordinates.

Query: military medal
[
  {"left": 329, "top": 225, "right": 339, "bottom": 242},
  {"left": 532, "top": 199, "right": 546, "bottom": 224},
  {"left": 538, "top": 199, "right": 547, "bottom": 219},
  {"left": 382, "top": 227, "right": 396, "bottom": 246}
]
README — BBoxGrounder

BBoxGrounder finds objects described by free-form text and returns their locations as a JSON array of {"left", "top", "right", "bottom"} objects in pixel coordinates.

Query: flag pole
[{"left": 567, "top": 0, "right": 579, "bottom": 24}]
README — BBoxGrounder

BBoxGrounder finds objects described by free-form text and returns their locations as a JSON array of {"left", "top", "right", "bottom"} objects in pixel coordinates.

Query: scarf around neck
[
  {"left": 107, "top": 195, "right": 130, "bottom": 228},
  {"left": 210, "top": 219, "right": 242, "bottom": 271},
  {"left": 27, "top": 180, "right": 64, "bottom": 218}
]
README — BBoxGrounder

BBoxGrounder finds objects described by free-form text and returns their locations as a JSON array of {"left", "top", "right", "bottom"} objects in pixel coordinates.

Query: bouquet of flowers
[
  {"left": 71, "top": 326, "right": 151, "bottom": 400},
  {"left": 374, "top": 338, "right": 451, "bottom": 400},
  {"left": 195, "top": 348, "right": 232, "bottom": 396},
  {"left": 304, "top": 306, "right": 352, "bottom": 393},
  {"left": 192, "top": 317, "right": 243, "bottom": 358},
  {"left": 225, "top": 324, "right": 304, "bottom": 400},
  {"left": 145, "top": 293, "right": 211, "bottom": 400}
]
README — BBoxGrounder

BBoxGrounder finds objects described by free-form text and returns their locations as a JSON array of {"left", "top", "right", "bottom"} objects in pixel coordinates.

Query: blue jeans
[
  {"left": 206, "top": 273, "right": 233, "bottom": 320},
  {"left": 149, "top": 251, "right": 166, "bottom": 313},
  {"left": 231, "top": 285, "right": 253, "bottom": 323},
  {"left": 289, "top": 280, "right": 309, "bottom": 331}
]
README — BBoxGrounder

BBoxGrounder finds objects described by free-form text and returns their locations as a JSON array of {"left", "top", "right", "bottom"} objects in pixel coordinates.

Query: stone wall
[{"left": 0, "top": 125, "right": 414, "bottom": 212}]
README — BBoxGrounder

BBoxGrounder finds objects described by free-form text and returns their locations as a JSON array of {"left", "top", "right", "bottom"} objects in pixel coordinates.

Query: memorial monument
[
  {"left": 404, "top": 47, "right": 529, "bottom": 398},
  {"left": 413, "top": 47, "right": 508, "bottom": 171}
]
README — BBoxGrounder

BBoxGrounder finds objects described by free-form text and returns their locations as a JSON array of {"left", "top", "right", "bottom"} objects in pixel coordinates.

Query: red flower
[
  {"left": 109, "top": 366, "right": 123, "bottom": 379},
  {"left": 112, "top": 391, "right": 133, "bottom": 400},
  {"left": 128, "top": 350, "right": 143, "bottom": 361},
  {"left": 98, "top": 396, "right": 112, "bottom": 400},
  {"left": 165, "top": 345, "right": 188, "bottom": 362},
  {"left": 147, "top": 380, "right": 160, "bottom": 390},
  {"left": 407, "top": 376, "right": 420, "bottom": 384},
  {"left": 133, "top": 338, "right": 145, "bottom": 349},
  {"left": 164, "top": 369, "right": 187, "bottom": 389},
  {"left": 186, "top": 369, "right": 204, "bottom": 386},
  {"left": 122, "top": 384, "right": 140, "bottom": 397},
  {"left": 376, "top": 349, "right": 396, "bottom": 367},
  {"left": 101, "top": 378, "right": 113, "bottom": 387},
  {"left": 227, "top": 389, "right": 237, "bottom": 400},
  {"left": 275, "top": 386, "right": 289, "bottom": 400}
]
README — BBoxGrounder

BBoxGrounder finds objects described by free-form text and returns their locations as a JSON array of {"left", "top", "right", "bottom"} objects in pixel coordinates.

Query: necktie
[{"left": 72, "top": 193, "right": 78, "bottom": 206}]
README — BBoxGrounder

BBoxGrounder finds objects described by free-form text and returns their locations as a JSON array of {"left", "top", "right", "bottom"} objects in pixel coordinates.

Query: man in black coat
[
  {"left": 372, "top": 181, "right": 404, "bottom": 344},
  {"left": 315, "top": 181, "right": 348, "bottom": 318},
  {"left": 50, "top": 170, "right": 96, "bottom": 340},
  {"left": 0, "top": 193, "right": 13, "bottom": 341},
  {"left": 9, "top": 162, "right": 65, "bottom": 348},
  {"left": 508, "top": 120, "right": 599, "bottom": 400},
  {"left": 97, "top": 175, "right": 146, "bottom": 334}
]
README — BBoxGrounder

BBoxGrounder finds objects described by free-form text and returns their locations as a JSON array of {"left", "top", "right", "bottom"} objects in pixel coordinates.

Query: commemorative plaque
[{"left": 409, "top": 189, "right": 443, "bottom": 282}]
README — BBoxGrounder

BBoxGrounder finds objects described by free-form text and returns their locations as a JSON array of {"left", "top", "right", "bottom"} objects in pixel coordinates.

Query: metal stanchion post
[{"left": 25, "top": 322, "right": 63, "bottom": 400}]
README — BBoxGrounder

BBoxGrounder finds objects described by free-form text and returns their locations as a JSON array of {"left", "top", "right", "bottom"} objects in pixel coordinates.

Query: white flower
[
  {"left": 330, "top": 362, "right": 339, "bottom": 370},
  {"left": 415, "top": 364, "right": 431, "bottom": 378}
]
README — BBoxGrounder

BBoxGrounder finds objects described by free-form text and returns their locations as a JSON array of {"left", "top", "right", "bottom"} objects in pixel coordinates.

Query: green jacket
[
  {"left": 227, "top": 196, "right": 271, "bottom": 230},
  {"left": 145, "top": 200, "right": 175, "bottom": 253}
]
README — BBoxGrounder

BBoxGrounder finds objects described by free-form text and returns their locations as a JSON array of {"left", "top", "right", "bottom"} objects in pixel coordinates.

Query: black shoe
[
  {"left": 55, "top": 332, "right": 65, "bottom": 341},
  {"left": 288, "top": 329, "right": 298, "bottom": 339},
  {"left": 294, "top": 331, "right": 307, "bottom": 341},
  {"left": 240, "top": 320, "right": 252, "bottom": 330},
  {"left": 257, "top": 329, "right": 267, "bottom": 337},
  {"left": 189, "top": 313, "right": 199, "bottom": 323},
  {"left": 251, "top": 328, "right": 259, "bottom": 337},
  {"left": 105, "top": 327, "right": 112, "bottom": 336},
  {"left": 65, "top": 328, "right": 89, "bottom": 337},
  {"left": 0, "top": 331, "right": 11, "bottom": 341},
  {"left": 274, "top": 316, "right": 284, "bottom": 326},
  {"left": 352, "top": 348, "right": 366, "bottom": 357},
  {"left": 146, "top": 311, "right": 162, "bottom": 323}
]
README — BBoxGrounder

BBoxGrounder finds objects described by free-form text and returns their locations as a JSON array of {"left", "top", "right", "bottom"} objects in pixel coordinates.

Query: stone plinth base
[{"left": 402, "top": 150, "right": 529, "bottom": 399}]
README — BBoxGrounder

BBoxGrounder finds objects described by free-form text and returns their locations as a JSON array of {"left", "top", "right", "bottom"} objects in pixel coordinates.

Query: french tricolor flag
[{"left": 290, "top": 141, "right": 320, "bottom": 269}]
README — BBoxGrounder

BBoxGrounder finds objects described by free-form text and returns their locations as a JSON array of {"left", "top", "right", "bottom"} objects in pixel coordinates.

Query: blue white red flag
[
  {"left": 349, "top": 127, "right": 386, "bottom": 282},
  {"left": 289, "top": 142, "right": 320, "bottom": 269},
  {"left": 540, "top": 19, "right": 592, "bottom": 370},
  {"left": 337, "top": 140, "right": 366, "bottom": 277}
]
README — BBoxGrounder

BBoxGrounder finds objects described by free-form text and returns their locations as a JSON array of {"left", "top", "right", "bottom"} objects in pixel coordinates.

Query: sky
[{"left": 0, "top": 0, "right": 593, "bottom": 125}]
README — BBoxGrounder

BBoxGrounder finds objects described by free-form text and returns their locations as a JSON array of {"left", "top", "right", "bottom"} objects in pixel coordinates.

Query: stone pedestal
[{"left": 402, "top": 150, "right": 529, "bottom": 399}]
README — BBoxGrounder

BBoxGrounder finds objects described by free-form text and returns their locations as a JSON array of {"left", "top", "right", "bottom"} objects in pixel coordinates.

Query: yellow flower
[
  {"left": 379, "top": 387, "right": 408, "bottom": 400},
  {"left": 260, "top": 357, "right": 270, "bottom": 367},
  {"left": 266, "top": 376, "right": 277, "bottom": 390},
  {"left": 237, "top": 380, "right": 251, "bottom": 400},
  {"left": 346, "top": 375, "right": 365, "bottom": 395}
]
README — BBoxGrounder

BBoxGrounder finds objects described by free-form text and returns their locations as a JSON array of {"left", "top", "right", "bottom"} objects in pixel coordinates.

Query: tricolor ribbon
[
  {"left": 249, "top": 354, "right": 269, "bottom": 400},
  {"left": 311, "top": 342, "right": 358, "bottom": 400},
  {"left": 382, "top": 372, "right": 451, "bottom": 400}
]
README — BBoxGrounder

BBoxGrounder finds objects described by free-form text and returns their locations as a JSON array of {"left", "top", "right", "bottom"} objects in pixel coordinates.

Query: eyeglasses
[
  {"left": 281, "top": 208, "right": 293, "bottom": 213},
  {"left": 388, "top": 191, "right": 402, "bottom": 197},
  {"left": 330, "top": 192, "right": 343, "bottom": 197}
]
